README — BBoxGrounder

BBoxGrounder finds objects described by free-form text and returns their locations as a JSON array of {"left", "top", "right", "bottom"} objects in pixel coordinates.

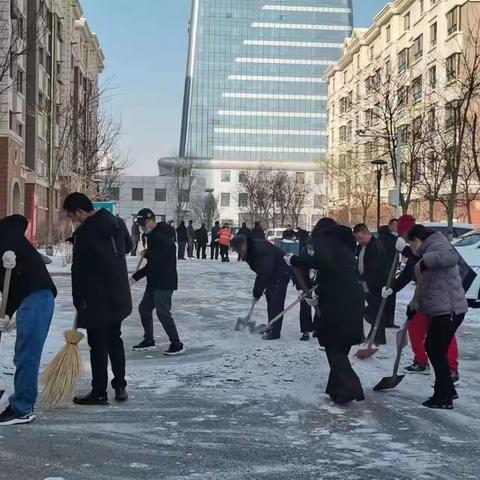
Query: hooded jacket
[
  {"left": 0, "top": 215, "right": 57, "bottom": 317},
  {"left": 71, "top": 208, "right": 132, "bottom": 329},
  {"left": 245, "top": 238, "right": 290, "bottom": 299},
  {"left": 132, "top": 222, "right": 178, "bottom": 290},
  {"left": 413, "top": 231, "right": 468, "bottom": 317},
  {"left": 292, "top": 225, "right": 364, "bottom": 347}
]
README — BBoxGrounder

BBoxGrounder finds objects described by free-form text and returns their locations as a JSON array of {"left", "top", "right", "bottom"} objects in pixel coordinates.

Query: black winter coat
[
  {"left": 195, "top": 226, "right": 209, "bottom": 246},
  {"left": 118, "top": 217, "right": 134, "bottom": 254},
  {"left": 71, "top": 209, "right": 132, "bottom": 329},
  {"left": 132, "top": 222, "right": 178, "bottom": 291},
  {"left": 292, "top": 225, "right": 364, "bottom": 347},
  {"left": 176, "top": 224, "right": 188, "bottom": 242},
  {"left": 245, "top": 239, "right": 290, "bottom": 299},
  {"left": 237, "top": 226, "right": 251, "bottom": 238},
  {"left": 250, "top": 226, "right": 265, "bottom": 240},
  {"left": 357, "top": 237, "right": 388, "bottom": 295},
  {"left": 210, "top": 225, "right": 220, "bottom": 245},
  {"left": 377, "top": 227, "right": 397, "bottom": 264},
  {"left": 0, "top": 215, "right": 57, "bottom": 317}
]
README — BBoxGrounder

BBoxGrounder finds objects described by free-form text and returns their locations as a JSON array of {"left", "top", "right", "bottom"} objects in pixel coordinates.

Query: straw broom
[{"left": 42, "top": 317, "right": 84, "bottom": 409}]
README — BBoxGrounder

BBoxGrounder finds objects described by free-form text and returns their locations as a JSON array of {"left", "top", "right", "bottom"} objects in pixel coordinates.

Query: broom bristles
[{"left": 42, "top": 329, "right": 84, "bottom": 409}]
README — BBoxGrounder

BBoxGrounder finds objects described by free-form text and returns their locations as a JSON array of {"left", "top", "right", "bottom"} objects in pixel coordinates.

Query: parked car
[
  {"left": 266, "top": 228, "right": 287, "bottom": 243},
  {"left": 452, "top": 229, "right": 480, "bottom": 307},
  {"left": 422, "top": 222, "right": 475, "bottom": 239}
]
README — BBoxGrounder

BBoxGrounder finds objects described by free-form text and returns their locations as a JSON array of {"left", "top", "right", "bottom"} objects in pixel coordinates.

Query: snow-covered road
[{"left": 0, "top": 256, "right": 479, "bottom": 479}]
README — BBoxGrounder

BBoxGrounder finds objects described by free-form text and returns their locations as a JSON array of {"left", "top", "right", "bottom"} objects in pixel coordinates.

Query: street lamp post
[{"left": 371, "top": 159, "right": 388, "bottom": 231}]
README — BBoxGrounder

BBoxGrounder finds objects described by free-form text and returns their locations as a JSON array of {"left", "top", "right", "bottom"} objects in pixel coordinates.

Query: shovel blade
[
  {"left": 373, "top": 374, "right": 405, "bottom": 392},
  {"left": 0, "top": 390, "right": 4, "bottom": 400},
  {"left": 235, "top": 317, "right": 247, "bottom": 331},
  {"left": 355, "top": 346, "right": 379, "bottom": 360}
]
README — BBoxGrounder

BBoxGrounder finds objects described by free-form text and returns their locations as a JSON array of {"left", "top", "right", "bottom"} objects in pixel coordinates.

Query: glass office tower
[{"left": 179, "top": 0, "right": 353, "bottom": 166}]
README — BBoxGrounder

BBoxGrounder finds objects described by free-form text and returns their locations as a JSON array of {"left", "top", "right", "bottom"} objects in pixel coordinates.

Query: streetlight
[{"left": 371, "top": 159, "right": 388, "bottom": 231}]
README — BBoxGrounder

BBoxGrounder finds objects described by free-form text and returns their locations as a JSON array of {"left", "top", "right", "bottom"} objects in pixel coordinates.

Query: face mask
[{"left": 141, "top": 225, "right": 151, "bottom": 234}]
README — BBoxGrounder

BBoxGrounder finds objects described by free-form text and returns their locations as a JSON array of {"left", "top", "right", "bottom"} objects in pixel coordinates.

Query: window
[
  {"left": 346, "top": 121, "right": 353, "bottom": 140},
  {"left": 179, "top": 190, "right": 190, "bottom": 203},
  {"left": 365, "top": 109, "right": 374, "bottom": 127},
  {"left": 314, "top": 172, "right": 324, "bottom": 184},
  {"left": 340, "top": 96, "right": 347, "bottom": 114},
  {"left": 339, "top": 182, "right": 346, "bottom": 199},
  {"left": 446, "top": 54, "right": 459, "bottom": 82},
  {"left": 412, "top": 75, "right": 422, "bottom": 101},
  {"left": 109, "top": 187, "right": 120, "bottom": 201},
  {"left": 445, "top": 101, "right": 458, "bottom": 128},
  {"left": 314, "top": 195, "right": 325, "bottom": 209},
  {"left": 347, "top": 92, "right": 353, "bottom": 111},
  {"left": 339, "top": 154, "right": 347, "bottom": 169},
  {"left": 413, "top": 35, "right": 423, "bottom": 60},
  {"left": 447, "top": 7, "right": 459, "bottom": 35},
  {"left": 238, "top": 193, "right": 248, "bottom": 208},
  {"left": 221, "top": 170, "right": 231, "bottom": 182},
  {"left": 221, "top": 193, "right": 230, "bottom": 207},
  {"left": 239, "top": 171, "right": 248, "bottom": 183},
  {"left": 429, "top": 65, "right": 437, "bottom": 89},
  {"left": 397, "top": 87, "right": 409, "bottom": 109},
  {"left": 386, "top": 25, "right": 391, "bottom": 42},
  {"left": 155, "top": 188, "right": 166, "bottom": 202},
  {"left": 428, "top": 107, "right": 436, "bottom": 131},
  {"left": 398, "top": 48, "right": 409, "bottom": 73},
  {"left": 404, "top": 12, "right": 410, "bottom": 31},
  {"left": 17, "top": 122, "right": 23, "bottom": 138},
  {"left": 132, "top": 188, "right": 143, "bottom": 201},
  {"left": 339, "top": 126, "right": 347, "bottom": 141},
  {"left": 385, "top": 58, "right": 391, "bottom": 76},
  {"left": 296, "top": 172, "right": 305, "bottom": 184},
  {"left": 16, "top": 70, "right": 23, "bottom": 94},
  {"left": 430, "top": 22, "right": 437, "bottom": 47}
]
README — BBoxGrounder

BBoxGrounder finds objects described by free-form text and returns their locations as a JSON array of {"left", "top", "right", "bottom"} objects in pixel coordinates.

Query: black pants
[
  {"left": 300, "top": 300, "right": 313, "bottom": 333},
  {"left": 365, "top": 293, "right": 386, "bottom": 345},
  {"left": 266, "top": 272, "right": 290, "bottom": 336},
  {"left": 385, "top": 292, "right": 397, "bottom": 326},
  {"left": 87, "top": 322, "right": 126, "bottom": 396},
  {"left": 324, "top": 342, "right": 364, "bottom": 403},
  {"left": 139, "top": 288, "right": 181, "bottom": 345},
  {"left": 220, "top": 245, "right": 230, "bottom": 262},
  {"left": 187, "top": 240, "right": 194, "bottom": 258},
  {"left": 131, "top": 241, "right": 139, "bottom": 256},
  {"left": 197, "top": 244, "right": 207, "bottom": 259},
  {"left": 426, "top": 313, "right": 464, "bottom": 400},
  {"left": 178, "top": 241, "right": 186, "bottom": 259},
  {"left": 211, "top": 242, "right": 219, "bottom": 259}
]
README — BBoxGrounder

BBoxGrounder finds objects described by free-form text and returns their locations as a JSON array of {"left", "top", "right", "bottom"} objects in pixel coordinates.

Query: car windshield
[{"left": 452, "top": 233, "right": 480, "bottom": 247}]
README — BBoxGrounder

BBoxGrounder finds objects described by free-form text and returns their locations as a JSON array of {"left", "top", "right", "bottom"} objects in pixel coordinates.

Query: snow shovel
[
  {"left": 373, "top": 319, "right": 410, "bottom": 391},
  {"left": 293, "top": 268, "right": 321, "bottom": 318},
  {"left": 0, "top": 251, "right": 16, "bottom": 400},
  {"left": 235, "top": 298, "right": 257, "bottom": 332},
  {"left": 355, "top": 251, "right": 400, "bottom": 360}
]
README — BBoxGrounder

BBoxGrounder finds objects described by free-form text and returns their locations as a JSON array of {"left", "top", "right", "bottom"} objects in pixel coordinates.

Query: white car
[
  {"left": 422, "top": 222, "right": 475, "bottom": 239},
  {"left": 266, "top": 228, "right": 287, "bottom": 243},
  {"left": 452, "top": 230, "right": 480, "bottom": 306}
]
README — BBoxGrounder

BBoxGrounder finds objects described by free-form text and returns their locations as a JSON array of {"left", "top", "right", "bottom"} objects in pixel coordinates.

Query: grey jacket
[{"left": 412, "top": 232, "right": 468, "bottom": 318}]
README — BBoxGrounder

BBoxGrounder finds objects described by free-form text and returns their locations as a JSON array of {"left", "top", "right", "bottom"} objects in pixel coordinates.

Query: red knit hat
[{"left": 397, "top": 215, "right": 416, "bottom": 236}]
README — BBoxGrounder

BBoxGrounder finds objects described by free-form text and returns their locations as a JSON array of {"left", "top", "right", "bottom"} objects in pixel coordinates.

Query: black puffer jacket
[
  {"left": 245, "top": 238, "right": 290, "bottom": 299},
  {"left": 177, "top": 223, "right": 188, "bottom": 242},
  {"left": 292, "top": 225, "right": 364, "bottom": 347},
  {"left": 195, "top": 226, "right": 209, "bottom": 246},
  {"left": 132, "top": 222, "right": 178, "bottom": 291},
  {"left": 71, "top": 209, "right": 132, "bottom": 329},
  {"left": 0, "top": 215, "right": 57, "bottom": 317},
  {"left": 377, "top": 226, "right": 397, "bottom": 264}
]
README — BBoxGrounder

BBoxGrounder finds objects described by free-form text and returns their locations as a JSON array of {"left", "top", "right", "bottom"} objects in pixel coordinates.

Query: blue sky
[{"left": 81, "top": 0, "right": 390, "bottom": 175}]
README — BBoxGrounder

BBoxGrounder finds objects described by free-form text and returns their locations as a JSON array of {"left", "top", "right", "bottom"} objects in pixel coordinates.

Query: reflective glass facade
[{"left": 180, "top": 0, "right": 353, "bottom": 165}]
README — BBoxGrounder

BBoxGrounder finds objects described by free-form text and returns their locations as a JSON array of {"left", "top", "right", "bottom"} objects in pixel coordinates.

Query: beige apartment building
[
  {"left": 0, "top": 0, "right": 104, "bottom": 242},
  {"left": 325, "top": 0, "right": 480, "bottom": 226}
]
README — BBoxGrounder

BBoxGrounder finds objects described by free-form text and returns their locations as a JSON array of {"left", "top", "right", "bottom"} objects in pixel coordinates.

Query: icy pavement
[{"left": 0, "top": 256, "right": 479, "bottom": 479}]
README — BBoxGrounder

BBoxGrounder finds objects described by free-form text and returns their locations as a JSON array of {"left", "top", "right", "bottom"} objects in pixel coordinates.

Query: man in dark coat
[
  {"left": 131, "top": 209, "right": 183, "bottom": 355},
  {"left": 176, "top": 221, "right": 188, "bottom": 260},
  {"left": 232, "top": 235, "right": 291, "bottom": 340},
  {"left": 282, "top": 224, "right": 296, "bottom": 240},
  {"left": 0, "top": 215, "right": 57, "bottom": 425},
  {"left": 353, "top": 224, "right": 389, "bottom": 345},
  {"left": 210, "top": 221, "right": 220, "bottom": 260},
  {"left": 64, "top": 193, "right": 132, "bottom": 405},
  {"left": 250, "top": 221, "right": 265, "bottom": 240},
  {"left": 195, "top": 223, "right": 209, "bottom": 259},
  {"left": 236, "top": 222, "right": 251, "bottom": 261},
  {"left": 187, "top": 220, "right": 195, "bottom": 258},
  {"left": 377, "top": 219, "right": 399, "bottom": 328},
  {"left": 167, "top": 221, "right": 177, "bottom": 243},
  {"left": 286, "top": 219, "right": 365, "bottom": 405}
]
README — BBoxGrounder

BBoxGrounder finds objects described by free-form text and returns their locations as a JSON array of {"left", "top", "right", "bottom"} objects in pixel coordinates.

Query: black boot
[
  {"left": 73, "top": 392, "right": 109, "bottom": 406},
  {"left": 422, "top": 397, "right": 453, "bottom": 410},
  {"left": 115, "top": 388, "right": 128, "bottom": 402}
]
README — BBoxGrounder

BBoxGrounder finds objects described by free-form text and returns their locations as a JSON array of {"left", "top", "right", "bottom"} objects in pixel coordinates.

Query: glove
[
  {"left": 305, "top": 297, "right": 318, "bottom": 307},
  {"left": 381, "top": 287, "right": 393, "bottom": 298},
  {"left": 129, "top": 277, "right": 137, "bottom": 287},
  {"left": 284, "top": 253, "right": 294, "bottom": 266},
  {"left": 395, "top": 237, "right": 407, "bottom": 253},
  {"left": 0, "top": 315, "right": 15, "bottom": 333},
  {"left": 2, "top": 251, "right": 16, "bottom": 269}
]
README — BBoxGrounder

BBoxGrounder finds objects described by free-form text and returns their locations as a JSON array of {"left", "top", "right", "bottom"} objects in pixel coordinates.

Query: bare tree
[
  {"left": 169, "top": 157, "right": 198, "bottom": 223},
  {"left": 191, "top": 190, "right": 219, "bottom": 228}
]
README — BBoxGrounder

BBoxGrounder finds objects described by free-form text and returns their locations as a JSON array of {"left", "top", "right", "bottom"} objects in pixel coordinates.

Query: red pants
[{"left": 408, "top": 313, "right": 459, "bottom": 373}]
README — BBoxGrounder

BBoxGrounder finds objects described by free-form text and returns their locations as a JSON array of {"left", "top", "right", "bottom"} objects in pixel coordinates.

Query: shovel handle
[
  {"left": 0, "top": 269, "right": 12, "bottom": 318},
  {"left": 293, "top": 268, "right": 322, "bottom": 318},
  {"left": 366, "top": 251, "right": 400, "bottom": 349}
]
